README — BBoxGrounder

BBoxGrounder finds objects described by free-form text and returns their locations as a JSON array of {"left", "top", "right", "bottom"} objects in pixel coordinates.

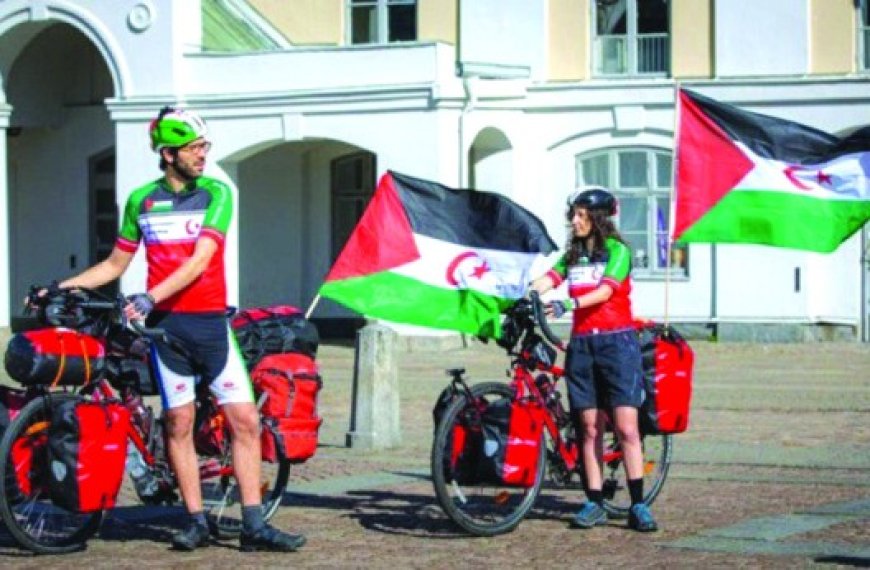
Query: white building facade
[{"left": 0, "top": 0, "right": 867, "bottom": 341}]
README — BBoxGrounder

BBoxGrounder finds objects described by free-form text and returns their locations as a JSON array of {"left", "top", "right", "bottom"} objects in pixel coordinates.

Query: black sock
[
  {"left": 628, "top": 477, "right": 644, "bottom": 505},
  {"left": 242, "top": 505, "right": 265, "bottom": 534},
  {"left": 586, "top": 489, "right": 603, "bottom": 506},
  {"left": 190, "top": 511, "right": 208, "bottom": 528}
]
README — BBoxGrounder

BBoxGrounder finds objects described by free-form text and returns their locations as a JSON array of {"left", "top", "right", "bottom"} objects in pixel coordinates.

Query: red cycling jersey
[
  {"left": 545, "top": 237, "right": 635, "bottom": 334},
  {"left": 115, "top": 176, "right": 232, "bottom": 313}
]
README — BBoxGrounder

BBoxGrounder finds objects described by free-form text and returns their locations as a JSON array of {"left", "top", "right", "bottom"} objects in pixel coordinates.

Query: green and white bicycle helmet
[{"left": 149, "top": 107, "right": 208, "bottom": 152}]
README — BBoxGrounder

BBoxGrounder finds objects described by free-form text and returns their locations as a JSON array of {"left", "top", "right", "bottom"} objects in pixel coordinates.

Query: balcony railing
[
  {"left": 638, "top": 34, "right": 668, "bottom": 74},
  {"left": 594, "top": 33, "right": 669, "bottom": 76}
]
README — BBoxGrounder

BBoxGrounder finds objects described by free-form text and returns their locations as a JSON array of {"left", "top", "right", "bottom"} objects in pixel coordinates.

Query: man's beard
[{"left": 174, "top": 161, "right": 200, "bottom": 182}]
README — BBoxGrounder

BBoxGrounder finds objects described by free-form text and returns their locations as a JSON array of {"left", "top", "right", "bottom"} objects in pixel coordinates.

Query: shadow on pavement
[
  {"left": 280, "top": 474, "right": 586, "bottom": 539},
  {"left": 814, "top": 555, "right": 870, "bottom": 568}
]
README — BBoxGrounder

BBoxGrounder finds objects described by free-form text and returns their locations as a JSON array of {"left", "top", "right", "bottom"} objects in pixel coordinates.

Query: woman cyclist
[{"left": 530, "top": 187, "right": 657, "bottom": 532}]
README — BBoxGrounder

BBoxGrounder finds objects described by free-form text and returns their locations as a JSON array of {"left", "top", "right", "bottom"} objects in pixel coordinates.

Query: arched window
[{"left": 576, "top": 147, "right": 687, "bottom": 276}]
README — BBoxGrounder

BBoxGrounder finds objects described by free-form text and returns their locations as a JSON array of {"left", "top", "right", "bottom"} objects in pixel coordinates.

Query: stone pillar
[{"left": 346, "top": 323, "right": 401, "bottom": 449}]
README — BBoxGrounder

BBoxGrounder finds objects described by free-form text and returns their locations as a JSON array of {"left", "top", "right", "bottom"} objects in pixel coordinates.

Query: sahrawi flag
[
  {"left": 319, "top": 171, "right": 557, "bottom": 338},
  {"left": 674, "top": 88, "right": 870, "bottom": 252}
]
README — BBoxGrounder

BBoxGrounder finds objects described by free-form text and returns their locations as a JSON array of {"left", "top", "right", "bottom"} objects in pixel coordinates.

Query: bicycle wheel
[
  {"left": 601, "top": 428, "right": 672, "bottom": 518},
  {"left": 0, "top": 393, "right": 103, "bottom": 554},
  {"left": 431, "top": 382, "right": 545, "bottom": 536},
  {"left": 200, "top": 427, "right": 290, "bottom": 539}
]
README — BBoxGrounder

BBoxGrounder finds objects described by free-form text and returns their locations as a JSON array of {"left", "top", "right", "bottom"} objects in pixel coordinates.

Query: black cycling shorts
[
  {"left": 564, "top": 328, "right": 644, "bottom": 411},
  {"left": 147, "top": 311, "right": 253, "bottom": 410}
]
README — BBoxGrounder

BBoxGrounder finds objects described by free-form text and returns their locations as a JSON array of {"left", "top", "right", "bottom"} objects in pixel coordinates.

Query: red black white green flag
[
  {"left": 319, "top": 171, "right": 557, "bottom": 338},
  {"left": 674, "top": 88, "right": 870, "bottom": 252}
]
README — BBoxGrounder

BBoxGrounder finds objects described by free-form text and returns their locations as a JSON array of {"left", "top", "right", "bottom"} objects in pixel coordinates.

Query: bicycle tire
[
  {"left": 201, "top": 426, "right": 291, "bottom": 538},
  {"left": 601, "top": 430, "right": 672, "bottom": 518},
  {"left": 431, "top": 382, "right": 545, "bottom": 536},
  {"left": 0, "top": 393, "right": 103, "bottom": 554}
]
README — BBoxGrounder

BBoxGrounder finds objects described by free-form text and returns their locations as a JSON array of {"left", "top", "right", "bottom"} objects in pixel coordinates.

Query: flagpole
[
  {"left": 305, "top": 293, "right": 321, "bottom": 320},
  {"left": 664, "top": 82, "right": 681, "bottom": 328}
]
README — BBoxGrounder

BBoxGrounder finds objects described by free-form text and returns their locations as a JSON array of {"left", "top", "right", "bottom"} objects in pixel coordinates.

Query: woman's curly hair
[{"left": 565, "top": 207, "right": 626, "bottom": 265}]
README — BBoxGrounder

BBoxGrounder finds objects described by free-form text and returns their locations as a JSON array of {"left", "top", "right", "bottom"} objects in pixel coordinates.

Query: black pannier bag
[
  {"left": 231, "top": 306, "right": 319, "bottom": 368},
  {"left": 637, "top": 323, "right": 694, "bottom": 436},
  {"left": 47, "top": 399, "right": 130, "bottom": 513},
  {"left": 105, "top": 337, "right": 160, "bottom": 396},
  {"left": 438, "top": 395, "right": 544, "bottom": 488},
  {"left": 5, "top": 328, "right": 106, "bottom": 386}
]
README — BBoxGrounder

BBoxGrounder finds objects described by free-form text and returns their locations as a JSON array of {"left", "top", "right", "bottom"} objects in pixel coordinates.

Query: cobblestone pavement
[{"left": 1, "top": 340, "right": 868, "bottom": 568}]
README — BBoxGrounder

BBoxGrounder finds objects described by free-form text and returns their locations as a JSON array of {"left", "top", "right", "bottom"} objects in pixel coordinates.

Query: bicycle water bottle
[{"left": 126, "top": 443, "right": 159, "bottom": 500}]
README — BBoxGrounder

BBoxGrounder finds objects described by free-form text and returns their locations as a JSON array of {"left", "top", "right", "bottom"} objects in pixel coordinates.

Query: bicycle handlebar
[
  {"left": 25, "top": 284, "right": 191, "bottom": 355},
  {"left": 528, "top": 291, "right": 566, "bottom": 351}
]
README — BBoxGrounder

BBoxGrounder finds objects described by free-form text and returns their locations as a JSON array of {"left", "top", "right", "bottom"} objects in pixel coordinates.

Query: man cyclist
[{"left": 58, "top": 107, "right": 305, "bottom": 552}]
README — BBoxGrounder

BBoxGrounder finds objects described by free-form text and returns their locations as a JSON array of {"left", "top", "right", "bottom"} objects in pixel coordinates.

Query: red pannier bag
[
  {"left": 447, "top": 391, "right": 545, "bottom": 488},
  {"left": 499, "top": 394, "right": 546, "bottom": 487},
  {"left": 5, "top": 328, "right": 105, "bottom": 386},
  {"left": 194, "top": 408, "right": 229, "bottom": 458},
  {"left": 11, "top": 424, "right": 48, "bottom": 499},
  {"left": 1, "top": 387, "right": 43, "bottom": 499},
  {"left": 47, "top": 399, "right": 130, "bottom": 513},
  {"left": 637, "top": 323, "right": 694, "bottom": 435},
  {"left": 0, "top": 385, "right": 30, "bottom": 434},
  {"left": 252, "top": 353, "right": 322, "bottom": 463}
]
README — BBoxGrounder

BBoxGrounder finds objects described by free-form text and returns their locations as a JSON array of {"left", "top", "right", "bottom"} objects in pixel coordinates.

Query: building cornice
[{"left": 106, "top": 83, "right": 440, "bottom": 121}]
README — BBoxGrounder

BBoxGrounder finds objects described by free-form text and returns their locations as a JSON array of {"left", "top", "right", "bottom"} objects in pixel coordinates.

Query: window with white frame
[
  {"left": 576, "top": 148, "right": 688, "bottom": 276},
  {"left": 862, "top": 0, "right": 870, "bottom": 71},
  {"left": 349, "top": 0, "right": 417, "bottom": 45},
  {"left": 593, "top": 0, "right": 669, "bottom": 77}
]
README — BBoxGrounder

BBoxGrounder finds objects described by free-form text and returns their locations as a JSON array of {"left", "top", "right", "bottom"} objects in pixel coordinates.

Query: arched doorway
[
  {"left": 3, "top": 22, "right": 114, "bottom": 326},
  {"left": 233, "top": 139, "right": 375, "bottom": 337}
]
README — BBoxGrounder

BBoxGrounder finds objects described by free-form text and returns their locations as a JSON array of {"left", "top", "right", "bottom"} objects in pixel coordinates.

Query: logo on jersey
[
  {"left": 145, "top": 199, "right": 173, "bottom": 212},
  {"left": 568, "top": 263, "right": 605, "bottom": 287},
  {"left": 139, "top": 211, "right": 206, "bottom": 243},
  {"left": 185, "top": 219, "right": 201, "bottom": 235}
]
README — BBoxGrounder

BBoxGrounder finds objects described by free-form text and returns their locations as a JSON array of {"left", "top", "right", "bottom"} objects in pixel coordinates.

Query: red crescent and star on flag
[
  {"left": 783, "top": 165, "right": 833, "bottom": 190},
  {"left": 445, "top": 251, "right": 492, "bottom": 287}
]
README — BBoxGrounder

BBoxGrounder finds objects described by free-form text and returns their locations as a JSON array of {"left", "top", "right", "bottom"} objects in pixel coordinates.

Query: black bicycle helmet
[{"left": 566, "top": 186, "right": 618, "bottom": 217}]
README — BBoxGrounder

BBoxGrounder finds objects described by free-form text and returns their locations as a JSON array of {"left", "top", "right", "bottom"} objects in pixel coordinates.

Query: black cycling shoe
[
  {"left": 171, "top": 521, "right": 211, "bottom": 551},
  {"left": 240, "top": 524, "right": 306, "bottom": 553}
]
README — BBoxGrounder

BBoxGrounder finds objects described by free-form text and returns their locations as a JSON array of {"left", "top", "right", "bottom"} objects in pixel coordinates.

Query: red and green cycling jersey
[
  {"left": 545, "top": 237, "right": 635, "bottom": 335},
  {"left": 116, "top": 176, "right": 232, "bottom": 313}
]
